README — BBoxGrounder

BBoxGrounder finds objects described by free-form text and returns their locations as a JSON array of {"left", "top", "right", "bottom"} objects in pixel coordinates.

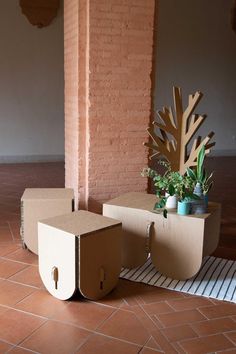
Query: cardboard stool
[
  {"left": 21, "top": 188, "right": 74, "bottom": 255},
  {"left": 38, "top": 211, "right": 122, "bottom": 300},
  {"left": 103, "top": 192, "right": 221, "bottom": 280}
]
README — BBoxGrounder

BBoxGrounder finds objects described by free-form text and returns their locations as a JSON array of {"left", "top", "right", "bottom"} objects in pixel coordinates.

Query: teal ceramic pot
[{"left": 177, "top": 200, "right": 191, "bottom": 215}]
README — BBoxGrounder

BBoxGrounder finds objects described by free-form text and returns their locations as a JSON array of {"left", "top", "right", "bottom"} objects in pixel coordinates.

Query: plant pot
[
  {"left": 204, "top": 194, "right": 209, "bottom": 208},
  {"left": 191, "top": 200, "right": 207, "bottom": 214},
  {"left": 165, "top": 193, "right": 177, "bottom": 209},
  {"left": 177, "top": 200, "right": 191, "bottom": 216},
  {"left": 191, "top": 182, "right": 207, "bottom": 214}
]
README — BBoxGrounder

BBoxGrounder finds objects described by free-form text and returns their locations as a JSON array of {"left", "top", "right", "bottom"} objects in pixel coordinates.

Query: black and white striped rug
[{"left": 120, "top": 256, "right": 236, "bottom": 303}]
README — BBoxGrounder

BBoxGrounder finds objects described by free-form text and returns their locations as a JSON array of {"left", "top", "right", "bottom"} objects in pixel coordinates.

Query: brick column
[{"left": 64, "top": 0, "right": 155, "bottom": 212}]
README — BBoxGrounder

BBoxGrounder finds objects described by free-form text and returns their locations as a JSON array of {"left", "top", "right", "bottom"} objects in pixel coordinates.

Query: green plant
[
  {"left": 186, "top": 145, "right": 214, "bottom": 195},
  {"left": 142, "top": 161, "right": 197, "bottom": 218}
]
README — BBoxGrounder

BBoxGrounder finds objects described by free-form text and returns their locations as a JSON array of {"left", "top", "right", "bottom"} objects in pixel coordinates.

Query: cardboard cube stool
[
  {"left": 21, "top": 188, "right": 74, "bottom": 255},
  {"left": 38, "top": 211, "right": 122, "bottom": 300},
  {"left": 103, "top": 192, "right": 221, "bottom": 280}
]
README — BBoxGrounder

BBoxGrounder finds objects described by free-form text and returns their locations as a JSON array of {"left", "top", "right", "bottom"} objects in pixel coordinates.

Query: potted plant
[
  {"left": 142, "top": 162, "right": 197, "bottom": 217},
  {"left": 186, "top": 145, "right": 213, "bottom": 213}
]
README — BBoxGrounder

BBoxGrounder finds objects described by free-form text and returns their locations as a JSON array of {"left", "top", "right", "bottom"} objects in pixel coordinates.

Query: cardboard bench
[
  {"left": 103, "top": 192, "right": 221, "bottom": 280},
  {"left": 38, "top": 211, "right": 122, "bottom": 300},
  {"left": 21, "top": 188, "right": 74, "bottom": 255}
]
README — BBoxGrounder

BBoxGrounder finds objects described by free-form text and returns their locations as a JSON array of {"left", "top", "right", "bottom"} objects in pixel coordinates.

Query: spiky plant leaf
[
  {"left": 197, "top": 145, "right": 205, "bottom": 181},
  {"left": 186, "top": 167, "right": 197, "bottom": 181}
]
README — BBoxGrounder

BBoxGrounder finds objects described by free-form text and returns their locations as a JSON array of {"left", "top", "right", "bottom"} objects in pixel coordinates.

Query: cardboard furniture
[
  {"left": 38, "top": 211, "right": 122, "bottom": 300},
  {"left": 21, "top": 188, "right": 74, "bottom": 254},
  {"left": 103, "top": 192, "right": 221, "bottom": 280}
]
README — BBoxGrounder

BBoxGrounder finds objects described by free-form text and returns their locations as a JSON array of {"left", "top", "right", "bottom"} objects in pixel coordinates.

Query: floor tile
[
  {"left": 114, "top": 279, "right": 151, "bottom": 307},
  {"left": 92, "top": 286, "right": 126, "bottom": 308},
  {"left": 151, "top": 329, "right": 178, "bottom": 353},
  {"left": 192, "top": 318, "right": 236, "bottom": 336},
  {"left": 4, "top": 249, "right": 38, "bottom": 265},
  {"left": 0, "top": 279, "right": 35, "bottom": 306},
  {"left": 97, "top": 309, "right": 150, "bottom": 345},
  {"left": 76, "top": 333, "right": 141, "bottom": 354},
  {"left": 22, "top": 320, "right": 90, "bottom": 354},
  {"left": 0, "top": 227, "right": 14, "bottom": 243},
  {"left": 8, "top": 346, "right": 38, "bottom": 353},
  {"left": 121, "top": 305, "right": 159, "bottom": 333},
  {"left": 216, "top": 349, "right": 236, "bottom": 354},
  {"left": 225, "top": 331, "right": 236, "bottom": 345},
  {"left": 179, "top": 333, "right": 235, "bottom": 354},
  {"left": 157, "top": 309, "right": 206, "bottom": 327},
  {"left": 144, "top": 336, "right": 162, "bottom": 351},
  {"left": 0, "top": 305, "right": 8, "bottom": 316},
  {"left": 0, "top": 308, "right": 45, "bottom": 345},
  {"left": 139, "top": 348, "right": 163, "bottom": 354},
  {"left": 0, "top": 339, "right": 13, "bottom": 353},
  {"left": 139, "top": 288, "right": 185, "bottom": 304},
  {"left": 167, "top": 296, "right": 214, "bottom": 311},
  {"left": 15, "top": 289, "right": 70, "bottom": 318},
  {"left": 54, "top": 299, "right": 115, "bottom": 330},
  {"left": 0, "top": 259, "right": 28, "bottom": 279},
  {"left": 9, "top": 265, "right": 44, "bottom": 288},
  {"left": 161, "top": 324, "right": 198, "bottom": 342},
  {"left": 8, "top": 221, "right": 21, "bottom": 241},
  {"left": 0, "top": 243, "right": 21, "bottom": 257},
  {"left": 141, "top": 301, "right": 174, "bottom": 316},
  {"left": 199, "top": 303, "right": 236, "bottom": 319},
  {"left": 172, "top": 342, "right": 186, "bottom": 353}
]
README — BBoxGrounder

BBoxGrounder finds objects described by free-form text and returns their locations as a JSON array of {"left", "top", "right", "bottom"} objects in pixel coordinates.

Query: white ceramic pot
[{"left": 165, "top": 193, "right": 177, "bottom": 209}]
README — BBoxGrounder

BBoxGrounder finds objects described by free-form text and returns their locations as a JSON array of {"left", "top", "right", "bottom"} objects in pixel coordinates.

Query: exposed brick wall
[
  {"left": 64, "top": 0, "right": 155, "bottom": 212},
  {"left": 64, "top": 0, "right": 79, "bottom": 208}
]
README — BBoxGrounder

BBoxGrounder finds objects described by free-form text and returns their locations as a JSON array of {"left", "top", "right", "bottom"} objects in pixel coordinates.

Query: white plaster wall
[
  {"left": 0, "top": 0, "right": 64, "bottom": 161},
  {"left": 155, "top": 0, "right": 236, "bottom": 155}
]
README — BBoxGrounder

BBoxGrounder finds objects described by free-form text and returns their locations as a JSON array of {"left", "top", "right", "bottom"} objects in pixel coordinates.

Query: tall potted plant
[{"left": 186, "top": 145, "right": 213, "bottom": 213}]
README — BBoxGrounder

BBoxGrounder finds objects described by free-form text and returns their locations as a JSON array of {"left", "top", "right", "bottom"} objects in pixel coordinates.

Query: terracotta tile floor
[{"left": 0, "top": 161, "right": 235, "bottom": 353}]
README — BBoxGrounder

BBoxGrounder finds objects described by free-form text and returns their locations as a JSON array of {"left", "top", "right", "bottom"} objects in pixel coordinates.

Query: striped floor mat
[{"left": 120, "top": 256, "right": 236, "bottom": 303}]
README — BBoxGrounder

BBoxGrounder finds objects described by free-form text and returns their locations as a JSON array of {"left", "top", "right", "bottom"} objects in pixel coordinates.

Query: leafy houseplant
[{"left": 142, "top": 162, "right": 197, "bottom": 217}]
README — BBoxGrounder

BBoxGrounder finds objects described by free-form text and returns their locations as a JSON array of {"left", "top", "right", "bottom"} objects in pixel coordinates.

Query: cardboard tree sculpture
[{"left": 144, "top": 87, "right": 215, "bottom": 174}]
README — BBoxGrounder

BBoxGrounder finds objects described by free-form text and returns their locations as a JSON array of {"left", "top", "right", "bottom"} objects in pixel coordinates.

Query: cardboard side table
[
  {"left": 21, "top": 188, "right": 74, "bottom": 254},
  {"left": 38, "top": 211, "right": 122, "bottom": 300},
  {"left": 103, "top": 192, "right": 221, "bottom": 280}
]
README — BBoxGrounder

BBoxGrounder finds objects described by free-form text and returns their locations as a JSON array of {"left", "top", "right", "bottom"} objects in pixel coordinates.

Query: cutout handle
[
  {"left": 145, "top": 222, "right": 154, "bottom": 254},
  {"left": 51, "top": 266, "right": 59, "bottom": 290},
  {"left": 100, "top": 267, "right": 105, "bottom": 290}
]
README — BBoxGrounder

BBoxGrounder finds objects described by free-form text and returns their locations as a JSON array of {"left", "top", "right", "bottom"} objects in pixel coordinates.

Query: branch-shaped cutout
[{"left": 145, "top": 86, "right": 215, "bottom": 174}]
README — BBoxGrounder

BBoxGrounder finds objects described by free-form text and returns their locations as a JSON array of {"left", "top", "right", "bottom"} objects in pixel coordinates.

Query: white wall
[
  {"left": 155, "top": 0, "right": 236, "bottom": 155},
  {"left": 0, "top": 0, "right": 64, "bottom": 162}
]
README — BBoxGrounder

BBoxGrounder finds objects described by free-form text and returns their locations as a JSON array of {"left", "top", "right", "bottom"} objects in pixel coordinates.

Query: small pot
[
  {"left": 165, "top": 193, "right": 177, "bottom": 209},
  {"left": 191, "top": 200, "right": 207, "bottom": 214},
  {"left": 177, "top": 200, "right": 191, "bottom": 215},
  {"left": 204, "top": 194, "right": 209, "bottom": 208},
  {"left": 191, "top": 182, "right": 207, "bottom": 214}
]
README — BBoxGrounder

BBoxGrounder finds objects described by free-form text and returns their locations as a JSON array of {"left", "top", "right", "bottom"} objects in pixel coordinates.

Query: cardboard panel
[
  {"left": 78, "top": 226, "right": 122, "bottom": 300},
  {"left": 21, "top": 188, "right": 74, "bottom": 254},
  {"left": 38, "top": 222, "right": 76, "bottom": 300},
  {"left": 150, "top": 213, "right": 204, "bottom": 280},
  {"left": 103, "top": 192, "right": 221, "bottom": 280},
  {"left": 203, "top": 204, "right": 222, "bottom": 257},
  {"left": 103, "top": 204, "right": 153, "bottom": 268}
]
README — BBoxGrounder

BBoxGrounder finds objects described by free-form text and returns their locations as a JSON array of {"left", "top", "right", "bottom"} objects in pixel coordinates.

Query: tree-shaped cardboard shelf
[{"left": 144, "top": 87, "right": 215, "bottom": 174}]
